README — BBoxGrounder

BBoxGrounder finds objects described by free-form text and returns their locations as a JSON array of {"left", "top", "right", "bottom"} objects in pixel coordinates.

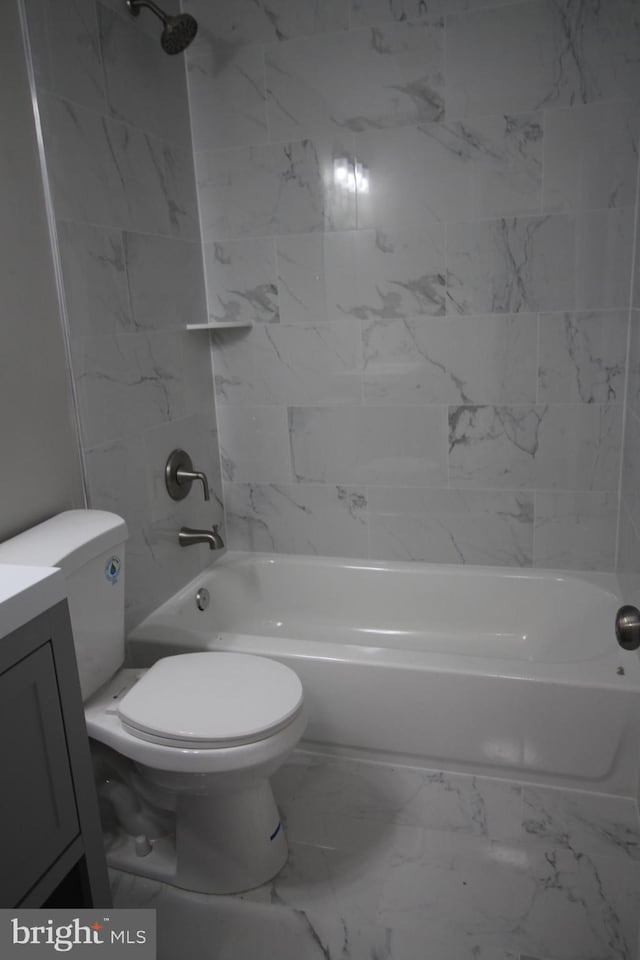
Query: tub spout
[{"left": 179, "top": 524, "right": 225, "bottom": 550}]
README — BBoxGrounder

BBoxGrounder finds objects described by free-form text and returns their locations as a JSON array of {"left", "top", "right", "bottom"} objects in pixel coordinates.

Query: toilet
[{"left": 0, "top": 510, "right": 306, "bottom": 894}]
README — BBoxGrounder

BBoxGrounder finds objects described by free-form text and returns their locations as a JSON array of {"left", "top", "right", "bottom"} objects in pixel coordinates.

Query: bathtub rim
[{"left": 127, "top": 551, "right": 640, "bottom": 691}]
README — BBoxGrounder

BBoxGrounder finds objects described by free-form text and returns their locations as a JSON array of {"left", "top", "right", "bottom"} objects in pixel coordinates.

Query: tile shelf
[{"left": 187, "top": 320, "right": 253, "bottom": 330}]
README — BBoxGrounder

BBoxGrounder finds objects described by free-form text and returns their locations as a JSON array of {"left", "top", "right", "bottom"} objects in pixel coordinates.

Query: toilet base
[{"left": 105, "top": 778, "right": 288, "bottom": 895}]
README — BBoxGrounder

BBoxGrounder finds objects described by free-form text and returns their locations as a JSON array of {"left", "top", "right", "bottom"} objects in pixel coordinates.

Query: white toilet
[{"left": 0, "top": 510, "right": 306, "bottom": 894}]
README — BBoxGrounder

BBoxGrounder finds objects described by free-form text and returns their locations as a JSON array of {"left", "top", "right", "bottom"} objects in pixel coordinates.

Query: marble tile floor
[{"left": 111, "top": 748, "right": 640, "bottom": 960}]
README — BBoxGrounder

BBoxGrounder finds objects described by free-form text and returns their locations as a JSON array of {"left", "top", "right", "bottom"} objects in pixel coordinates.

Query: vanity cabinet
[{"left": 0, "top": 584, "right": 111, "bottom": 908}]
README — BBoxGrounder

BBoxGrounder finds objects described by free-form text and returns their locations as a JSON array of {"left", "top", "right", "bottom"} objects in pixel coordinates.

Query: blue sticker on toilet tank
[{"left": 105, "top": 556, "right": 121, "bottom": 585}]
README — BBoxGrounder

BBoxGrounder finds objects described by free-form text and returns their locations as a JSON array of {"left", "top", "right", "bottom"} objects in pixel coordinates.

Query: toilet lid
[{"left": 117, "top": 652, "right": 304, "bottom": 748}]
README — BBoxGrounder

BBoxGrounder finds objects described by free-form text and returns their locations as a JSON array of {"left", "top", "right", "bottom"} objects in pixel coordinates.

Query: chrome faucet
[
  {"left": 178, "top": 524, "right": 225, "bottom": 550},
  {"left": 166, "top": 450, "right": 210, "bottom": 502}
]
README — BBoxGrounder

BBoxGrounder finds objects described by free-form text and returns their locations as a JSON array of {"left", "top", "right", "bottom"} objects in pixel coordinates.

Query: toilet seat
[{"left": 117, "top": 652, "right": 304, "bottom": 749}]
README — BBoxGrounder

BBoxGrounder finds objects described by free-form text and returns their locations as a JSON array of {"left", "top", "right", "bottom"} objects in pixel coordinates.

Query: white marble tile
[
  {"left": 96, "top": 0, "right": 159, "bottom": 37},
  {"left": 533, "top": 491, "right": 618, "bottom": 572},
  {"left": 40, "top": 92, "right": 128, "bottom": 228},
  {"left": 25, "top": 0, "right": 105, "bottom": 111},
  {"left": 538, "top": 310, "right": 628, "bottom": 404},
  {"left": 617, "top": 501, "right": 640, "bottom": 600},
  {"left": 223, "top": 482, "right": 368, "bottom": 556},
  {"left": 110, "top": 124, "right": 200, "bottom": 240},
  {"left": 467, "top": 113, "right": 543, "bottom": 220},
  {"left": 186, "top": 42, "right": 268, "bottom": 152},
  {"left": 57, "top": 220, "right": 132, "bottom": 339},
  {"left": 626, "top": 310, "right": 640, "bottom": 418},
  {"left": 362, "top": 314, "right": 537, "bottom": 404},
  {"left": 350, "top": 0, "right": 523, "bottom": 24},
  {"left": 197, "top": 137, "right": 357, "bottom": 242},
  {"left": 448, "top": 403, "right": 623, "bottom": 492},
  {"left": 446, "top": 1, "right": 640, "bottom": 119},
  {"left": 375, "top": 830, "right": 535, "bottom": 952},
  {"left": 212, "top": 321, "right": 362, "bottom": 405},
  {"left": 512, "top": 845, "right": 640, "bottom": 960},
  {"left": 276, "top": 232, "right": 357, "bottom": 324},
  {"left": 84, "top": 434, "right": 151, "bottom": 532},
  {"left": 355, "top": 115, "right": 543, "bottom": 229},
  {"left": 154, "top": 885, "right": 345, "bottom": 960},
  {"left": 368, "top": 487, "right": 534, "bottom": 566},
  {"left": 179, "top": 330, "right": 217, "bottom": 417},
  {"left": 621, "top": 409, "right": 640, "bottom": 536},
  {"left": 543, "top": 101, "right": 640, "bottom": 213},
  {"left": 275, "top": 753, "right": 524, "bottom": 839},
  {"left": 41, "top": 94, "right": 199, "bottom": 238},
  {"left": 217, "top": 406, "right": 293, "bottom": 483},
  {"left": 71, "top": 331, "right": 185, "bottom": 448},
  {"left": 521, "top": 785, "right": 640, "bottom": 864},
  {"left": 390, "top": 931, "right": 516, "bottom": 960},
  {"left": 111, "top": 752, "right": 640, "bottom": 960},
  {"left": 271, "top": 796, "right": 524, "bottom": 958},
  {"left": 348, "top": 227, "right": 446, "bottom": 318},
  {"left": 189, "top": 0, "right": 349, "bottom": 47},
  {"left": 204, "top": 237, "right": 278, "bottom": 325},
  {"left": 239, "top": 839, "right": 337, "bottom": 911},
  {"left": 575, "top": 207, "right": 635, "bottom": 311},
  {"left": 274, "top": 753, "right": 438, "bottom": 827},
  {"left": 125, "top": 233, "right": 207, "bottom": 330},
  {"left": 289, "top": 404, "right": 448, "bottom": 485},
  {"left": 446, "top": 216, "right": 575, "bottom": 315},
  {"left": 98, "top": 3, "right": 191, "bottom": 148},
  {"left": 305, "top": 914, "right": 395, "bottom": 960},
  {"left": 124, "top": 520, "right": 209, "bottom": 631},
  {"left": 141, "top": 413, "right": 223, "bottom": 526},
  {"left": 379, "top": 820, "right": 638, "bottom": 960},
  {"left": 266, "top": 19, "right": 444, "bottom": 140},
  {"left": 355, "top": 124, "right": 468, "bottom": 230},
  {"left": 316, "top": 827, "right": 425, "bottom": 939}
]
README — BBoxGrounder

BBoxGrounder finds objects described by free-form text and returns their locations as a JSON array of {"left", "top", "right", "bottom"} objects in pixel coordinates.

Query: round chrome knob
[
  {"left": 615, "top": 605, "right": 640, "bottom": 651},
  {"left": 195, "top": 588, "right": 210, "bottom": 612}
]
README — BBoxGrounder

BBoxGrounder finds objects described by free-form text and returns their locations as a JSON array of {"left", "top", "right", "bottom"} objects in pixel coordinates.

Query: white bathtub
[{"left": 128, "top": 552, "right": 640, "bottom": 797}]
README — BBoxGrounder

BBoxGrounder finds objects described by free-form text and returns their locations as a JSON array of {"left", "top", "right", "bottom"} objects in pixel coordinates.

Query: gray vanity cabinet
[{"left": 0, "top": 601, "right": 111, "bottom": 908}]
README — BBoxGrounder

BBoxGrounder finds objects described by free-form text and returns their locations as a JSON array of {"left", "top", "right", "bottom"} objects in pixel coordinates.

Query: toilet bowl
[
  {"left": 86, "top": 652, "right": 306, "bottom": 893},
  {"left": 0, "top": 511, "right": 306, "bottom": 895}
]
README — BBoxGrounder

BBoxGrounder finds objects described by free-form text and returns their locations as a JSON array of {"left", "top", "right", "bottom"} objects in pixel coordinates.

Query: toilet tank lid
[{"left": 0, "top": 511, "right": 127, "bottom": 576}]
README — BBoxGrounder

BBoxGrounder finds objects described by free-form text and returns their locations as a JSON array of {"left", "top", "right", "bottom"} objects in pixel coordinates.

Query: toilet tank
[{"left": 0, "top": 510, "right": 127, "bottom": 700}]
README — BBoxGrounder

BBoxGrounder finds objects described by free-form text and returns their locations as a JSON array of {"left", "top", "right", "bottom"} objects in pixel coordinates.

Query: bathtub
[{"left": 128, "top": 552, "right": 640, "bottom": 797}]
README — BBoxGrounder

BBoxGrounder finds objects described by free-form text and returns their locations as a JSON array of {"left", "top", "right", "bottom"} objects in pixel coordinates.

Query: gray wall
[
  {"left": 187, "top": 0, "right": 640, "bottom": 570},
  {"left": 22, "top": 0, "right": 224, "bottom": 628},
  {"left": 0, "top": 0, "right": 84, "bottom": 542}
]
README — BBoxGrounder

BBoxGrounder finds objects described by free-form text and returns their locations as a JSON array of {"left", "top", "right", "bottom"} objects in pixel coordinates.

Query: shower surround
[
  {"left": 22, "top": 0, "right": 224, "bottom": 627},
  {"left": 20, "top": 0, "right": 640, "bottom": 627},
  {"left": 186, "top": 0, "right": 640, "bottom": 571}
]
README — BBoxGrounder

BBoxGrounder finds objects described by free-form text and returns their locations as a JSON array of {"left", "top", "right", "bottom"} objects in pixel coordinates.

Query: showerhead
[
  {"left": 126, "top": 0, "right": 198, "bottom": 55},
  {"left": 160, "top": 13, "right": 198, "bottom": 54}
]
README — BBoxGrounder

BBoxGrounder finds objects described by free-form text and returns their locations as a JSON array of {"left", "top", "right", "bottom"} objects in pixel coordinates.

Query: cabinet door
[{"left": 0, "top": 643, "right": 79, "bottom": 905}]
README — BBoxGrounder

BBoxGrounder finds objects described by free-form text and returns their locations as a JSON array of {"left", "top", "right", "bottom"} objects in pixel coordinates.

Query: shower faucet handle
[{"left": 165, "top": 449, "right": 210, "bottom": 502}]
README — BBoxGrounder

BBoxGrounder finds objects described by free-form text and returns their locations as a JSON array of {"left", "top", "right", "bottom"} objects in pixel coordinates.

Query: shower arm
[{"left": 126, "top": 0, "right": 168, "bottom": 24}]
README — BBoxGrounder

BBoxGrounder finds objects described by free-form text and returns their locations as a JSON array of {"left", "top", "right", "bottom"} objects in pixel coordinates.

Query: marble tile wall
[
  {"left": 23, "top": 0, "right": 224, "bottom": 628},
  {"left": 187, "top": 0, "right": 640, "bottom": 570},
  {"left": 618, "top": 143, "right": 640, "bottom": 602}
]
